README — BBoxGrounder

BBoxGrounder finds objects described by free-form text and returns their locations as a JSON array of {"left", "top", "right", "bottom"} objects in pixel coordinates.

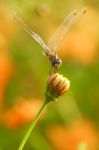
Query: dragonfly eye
[
  {"left": 55, "top": 58, "right": 62, "bottom": 67},
  {"left": 56, "top": 58, "right": 61, "bottom": 64}
]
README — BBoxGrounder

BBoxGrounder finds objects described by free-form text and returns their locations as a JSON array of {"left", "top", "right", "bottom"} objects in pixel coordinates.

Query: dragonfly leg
[
  {"left": 49, "top": 67, "right": 55, "bottom": 75},
  {"left": 49, "top": 67, "right": 58, "bottom": 75},
  {"left": 54, "top": 67, "right": 59, "bottom": 73}
]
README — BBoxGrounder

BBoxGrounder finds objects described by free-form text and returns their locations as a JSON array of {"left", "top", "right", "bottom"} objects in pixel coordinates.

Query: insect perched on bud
[
  {"left": 45, "top": 73, "right": 70, "bottom": 102},
  {"left": 14, "top": 7, "right": 86, "bottom": 74}
]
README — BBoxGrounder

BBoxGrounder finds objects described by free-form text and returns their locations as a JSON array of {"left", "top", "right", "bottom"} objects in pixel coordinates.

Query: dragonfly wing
[
  {"left": 48, "top": 7, "right": 86, "bottom": 52},
  {"left": 14, "top": 14, "right": 51, "bottom": 56}
]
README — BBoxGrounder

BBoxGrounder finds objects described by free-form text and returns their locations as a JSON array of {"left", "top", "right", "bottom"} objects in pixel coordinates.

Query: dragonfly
[{"left": 14, "top": 7, "right": 86, "bottom": 74}]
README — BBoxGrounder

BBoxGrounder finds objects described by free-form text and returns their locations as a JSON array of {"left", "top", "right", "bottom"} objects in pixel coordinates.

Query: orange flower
[
  {"left": 2, "top": 98, "right": 45, "bottom": 129},
  {"left": 46, "top": 120, "right": 98, "bottom": 150}
]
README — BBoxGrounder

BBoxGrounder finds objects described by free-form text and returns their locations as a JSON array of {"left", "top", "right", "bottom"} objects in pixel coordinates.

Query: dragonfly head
[
  {"left": 55, "top": 57, "right": 62, "bottom": 68},
  {"left": 50, "top": 54, "right": 62, "bottom": 69}
]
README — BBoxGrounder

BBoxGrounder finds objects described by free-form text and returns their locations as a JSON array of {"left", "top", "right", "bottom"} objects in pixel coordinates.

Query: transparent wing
[
  {"left": 13, "top": 14, "right": 51, "bottom": 56},
  {"left": 48, "top": 7, "right": 86, "bottom": 52}
]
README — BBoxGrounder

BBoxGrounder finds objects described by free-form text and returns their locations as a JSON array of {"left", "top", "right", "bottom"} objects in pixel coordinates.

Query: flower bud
[{"left": 45, "top": 73, "right": 70, "bottom": 102}]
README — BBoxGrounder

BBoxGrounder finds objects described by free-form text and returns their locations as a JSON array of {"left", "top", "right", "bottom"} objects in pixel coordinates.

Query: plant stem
[{"left": 18, "top": 99, "right": 48, "bottom": 150}]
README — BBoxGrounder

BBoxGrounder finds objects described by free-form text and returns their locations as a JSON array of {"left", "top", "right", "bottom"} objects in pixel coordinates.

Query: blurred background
[{"left": 0, "top": 0, "right": 99, "bottom": 150}]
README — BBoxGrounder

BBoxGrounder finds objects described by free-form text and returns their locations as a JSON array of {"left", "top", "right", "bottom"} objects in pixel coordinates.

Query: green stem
[{"left": 18, "top": 99, "right": 48, "bottom": 150}]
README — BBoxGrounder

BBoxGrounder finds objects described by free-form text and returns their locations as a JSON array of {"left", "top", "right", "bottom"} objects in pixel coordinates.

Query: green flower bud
[{"left": 45, "top": 73, "right": 70, "bottom": 102}]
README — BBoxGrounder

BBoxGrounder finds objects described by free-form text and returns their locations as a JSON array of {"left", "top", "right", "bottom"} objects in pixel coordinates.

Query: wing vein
[{"left": 14, "top": 14, "right": 51, "bottom": 56}]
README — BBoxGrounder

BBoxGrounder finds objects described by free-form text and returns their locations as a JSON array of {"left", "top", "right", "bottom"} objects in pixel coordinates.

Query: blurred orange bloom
[
  {"left": 46, "top": 120, "right": 98, "bottom": 150},
  {"left": 0, "top": 34, "right": 7, "bottom": 50},
  {"left": 0, "top": 6, "right": 46, "bottom": 130},
  {"left": 0, "top": 6, "right": 15, "bottom": 104},
  {"left": 2, "top": 98, "right": 45, "bottom": 129},
  {"left": 0, "top": 51, "right": 14, "bottom": 103},
  {"left": 0, "top": 6, "right": 14, "bottom": 39}
]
